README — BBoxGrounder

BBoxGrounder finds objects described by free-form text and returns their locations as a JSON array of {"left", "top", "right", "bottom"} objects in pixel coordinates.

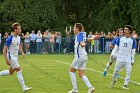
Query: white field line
[{"left": 56, "top": 61, "right": 140, "bottom": 86}]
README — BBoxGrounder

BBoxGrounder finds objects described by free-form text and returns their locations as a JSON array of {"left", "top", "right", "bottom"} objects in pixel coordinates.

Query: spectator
[
  {"left": 24, "top": 32, "right": 30, "bottom": 54},
  {"left": 4, "top": 32, "right": 9, "bottom": 39},
  {"left": 50, "top": 31, "right": 55, "bottom": 53},
  {"left": 42, "top": 30, "right": 51, "bottom": 54},
  {"left": 87, "top": 31, "right": 94, "bottom": 53},
  {"left": 20, "top": 33, "right": 25, "bottom": 49},
  {"left": 29, "top": 30, "right": 36, "bottom": 53},
  {"left": 36, "top": 30, "right": 43, "bottom": 54},
  {"left": 94, "top": 31, "right": 100, "bottom": 53},
  {"left": 0, "top": 33, "right": 1, "bottom": 44},
  {"left": 55, "top": 32, "right": 62, "bottom": 53},
  {"left": 100, "top": 31, "right": 105, "bottom": 53},
  {"left": 132, "top": 30, "right": 138, "bottom": 52},
  {"left": 112, "top": 30, "right": 117, "bottom": 39},
  {"left": 66, "top": 26, "right": 71, "bottom": 54},
  {"left": 105, "top": 31, "right": 112, "bottom": 53}
]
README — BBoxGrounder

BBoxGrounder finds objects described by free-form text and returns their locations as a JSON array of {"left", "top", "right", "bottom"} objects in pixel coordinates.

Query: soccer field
[{"left": 0, "top": 54, "right": 140, "bottom": 93}]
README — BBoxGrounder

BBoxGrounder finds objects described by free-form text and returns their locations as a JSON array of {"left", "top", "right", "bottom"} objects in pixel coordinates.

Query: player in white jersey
[
  {"left": 110, "top": 25, "right": 136, "bottom": 89},
  {"left": 103, "top": 28, "right": 124, "bottom": 77},
  {"left": 0, "top": 23, "right": 32, "bottom": 91},
  {"left": 68, "top": 23, "right": 95, "bottom": 93}
]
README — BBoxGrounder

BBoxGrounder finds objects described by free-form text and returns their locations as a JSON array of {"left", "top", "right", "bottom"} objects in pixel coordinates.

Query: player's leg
[
  {"left": 0, "top": 67, "right": 14, "bottom": 76},
  {"left": 103, "top": 55, "right": 117, "bottom": 77},
  {"left": 78, "top": 57, "right": 95, "bottom": 93},
  {"left": 15, "top": 67, "right": 32, "bottom": 91},
  {"left": 68, "top": 59, "right": 78, "bottom": 93},
  {"left": 123, "top": 62, "right": 132, "bottom": 89},
  {"left": 110, "top": 61, "right": 123, "bottom": 87}
]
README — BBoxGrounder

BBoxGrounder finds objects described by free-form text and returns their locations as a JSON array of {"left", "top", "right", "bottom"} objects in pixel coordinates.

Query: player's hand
[
  {"left": 6, "top": 59, "right": 11, "bottom": 66},
  {"left": 131, "top": 63, "right": 134, "bottom": 66}
]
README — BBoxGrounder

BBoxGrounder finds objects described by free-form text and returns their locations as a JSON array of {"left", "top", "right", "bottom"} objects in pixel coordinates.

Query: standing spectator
[
  {"left": 24, "top": 32, "right": 30, "bottom": 54},
  {"left": 0, "top": 33, "right": 1, "bottom": 53},
  {"left": 55, "top": 32, "right": 62, "bottom": 53},
  {"left": 50, "top": 31, "right": 55, "bottom": 53},
  {"left": 132, "top": 31, "right": 138, "bottom": 52},
  {"left": 100, "top": 31, "right": 105, "bottom": 53},
  {"left": 112, "top": 31, "right": 117, "bottom": 39},
  {"left": 138, "top": 34, "right": 140, "bottom": 53},
  {"left": 87, "top": 31, "right": 94, "bottom": 53},
  {"left": 29, "top": 30, "right": 36, "bottom": 53},
  {"left": 105, "top": 31, "right": 112, "bottom": 53},
  {"left": 94, "top": 31, "right": 100, "bottom": 53},
  {"left": 66, "top": 26, "right": 71, "bottom": 54},
  {"left": 36, "top": 30, "right": 42, "bottom": 54},
  {"left": 0, "top": 33, "right": 1, "bottom": 44},
  {"left": 4, "top": 32, "right": 9, "bottom": 39},
  {"left": 42, "top": 30, "right": 51, "bottom": 54},
  {"left": 20, "top": 33, "right": 25, "bottom": 49}
]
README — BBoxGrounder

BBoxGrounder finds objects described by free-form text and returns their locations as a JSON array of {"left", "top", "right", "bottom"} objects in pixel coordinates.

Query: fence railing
[{"left": 0, "top": 37, "right": 140, "bottom": 54}]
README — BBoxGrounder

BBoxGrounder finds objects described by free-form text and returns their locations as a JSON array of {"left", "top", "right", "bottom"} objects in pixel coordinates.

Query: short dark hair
[
  {"left": 12, "top": 22, "right": 20, "bottom": 32},
  {"left": 124, "top": 25, "right": 133, "bottom": 32},
  {"left": 75, "top": 23, "right": 83, "bottom": 31}
]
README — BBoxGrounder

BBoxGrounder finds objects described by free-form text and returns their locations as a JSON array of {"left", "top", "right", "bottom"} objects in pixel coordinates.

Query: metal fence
[{"left": 0, "top": 37, "right": 140, "bottom": 54}]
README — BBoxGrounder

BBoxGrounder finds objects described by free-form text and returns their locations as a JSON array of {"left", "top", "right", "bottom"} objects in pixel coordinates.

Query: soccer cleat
[
  {"left": 23, "top": 87, "right": 32, "bottom": 92},
  {"left": 88, "top": 87, "right": 95, "bottom": 93},
  {"left": 68, "top": 89, "right": 78, "bottom": 93},
  {"left": 103, "top": 70, "right": 107, "bottom": 77},
  {"left": 109, "top": 80, "right": 116, "bottom": 88},
  {"left": 123, "top": 85, "right": 129, "bottom": 89}
]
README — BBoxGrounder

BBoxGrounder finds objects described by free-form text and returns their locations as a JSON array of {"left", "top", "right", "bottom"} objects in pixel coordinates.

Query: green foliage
[{"left": 0, "top": 0, "right": 140, "bottom": 34}]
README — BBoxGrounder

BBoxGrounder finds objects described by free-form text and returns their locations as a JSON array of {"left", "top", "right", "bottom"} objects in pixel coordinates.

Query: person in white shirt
[
  {"left": 110, "top": 25, "right": 136, "bottom": 89},
  {"left": 36, "top": 30, "right": 42, "bottom": 54},
  {"left": 68, "top": 23, "right": 95, "bottom": 93},
  {"left": 0, "top": 23, "right": 32, "bottom": 91},
  {"left": 24, "top": 32, "right": 30, "bottom": 54},
  {"left": 29, "top": 30, "right": 36, "bottom": 53}
]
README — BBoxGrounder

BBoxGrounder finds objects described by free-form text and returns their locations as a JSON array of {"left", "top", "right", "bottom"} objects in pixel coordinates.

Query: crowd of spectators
[{"left": 0, "top": 27, "right": 140, "bottom": 54}]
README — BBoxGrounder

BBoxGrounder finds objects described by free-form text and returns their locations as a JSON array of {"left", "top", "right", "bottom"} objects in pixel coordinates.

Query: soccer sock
[
  {"left": 105, "top": 63, "right": 110, "bottom": 71},
  {"left": 82, "top": 75, "right": 92, "bottom": 88},
  {"left": 69, "top": 72, "right": 77, "bottom": 90},
  {"left": 0, "top": 70, "right": 10, "bottom": 76},
  {"left": 17, "top": 70, "right": 26, "bottom": 89}
]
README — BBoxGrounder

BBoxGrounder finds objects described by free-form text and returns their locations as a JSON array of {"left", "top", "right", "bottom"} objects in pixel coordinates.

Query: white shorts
[
  {"left": 114, "top": 61, "right": 132, "bottom": 73},
  {"left": 7, "top": 53, "right": 20, "bottom": 69},
  {"left": 109, "top": 55, "right": 117, "bottom": 63},
  {"left": 71, "top": 56, "right": 88, "bottom": 70}
]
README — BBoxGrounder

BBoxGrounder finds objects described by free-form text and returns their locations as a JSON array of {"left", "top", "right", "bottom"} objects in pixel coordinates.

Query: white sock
[
  {"left": 0, "top": 70, "right": 10, "bottom": 76},
  {"left": 69, "top": 72, "right": 77, "bottom": 90},
  {"left": 105, "top": 63, "right": 110, "bottom": 71},
  {"left": 82, "top": 75, "right": 92, "bottom": 88},
  {"left": 17, "top": 70, "right": 26, "bottom": 89}
]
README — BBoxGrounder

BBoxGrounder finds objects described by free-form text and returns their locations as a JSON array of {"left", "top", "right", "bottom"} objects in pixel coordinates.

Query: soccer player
[
  {"left": 103, "top": 28, "right": 124, "bottom": 77},
  {"left": 68, "top": 23, "right": 95, "bottom": 93},
  {"left": 110, "top": 25, "right": 136, "bottom": 89},
  {"left": 0, "top": 23, "right": 32, "bottom": 91}
]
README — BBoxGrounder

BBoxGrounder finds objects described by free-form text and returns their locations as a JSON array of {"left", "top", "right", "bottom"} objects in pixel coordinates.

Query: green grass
[{"left": 0, "top": 54, "right": 140, "bottom": 93}]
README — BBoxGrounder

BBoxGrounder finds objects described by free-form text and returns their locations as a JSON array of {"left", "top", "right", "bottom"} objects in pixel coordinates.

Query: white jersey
[
  {"left": 115, "top": 36, "right": 136, "bottom": 63},
  {"left": 5, "top": 35, "right": 21, "bottom": 59},
  {"left": 74, "top": 32, "right": 87, "bottom": 58}
]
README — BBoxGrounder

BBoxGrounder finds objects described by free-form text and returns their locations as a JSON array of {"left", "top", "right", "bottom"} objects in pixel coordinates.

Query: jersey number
[{"left": 124, "top": 43, "right": 128, "bottom": 47}]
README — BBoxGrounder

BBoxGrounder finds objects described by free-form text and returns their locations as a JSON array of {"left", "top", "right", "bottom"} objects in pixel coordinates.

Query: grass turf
[{"left": 0, "top": 54, "right": 140, "bottom": 93}]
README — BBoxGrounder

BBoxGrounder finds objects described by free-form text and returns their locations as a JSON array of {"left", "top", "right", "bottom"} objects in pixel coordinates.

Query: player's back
[
  {"left": 74, "top": 32, "right": 87, "bottom": 58},
  {"left": 116, "top": 37, "right": 136, "bottom": 62}
]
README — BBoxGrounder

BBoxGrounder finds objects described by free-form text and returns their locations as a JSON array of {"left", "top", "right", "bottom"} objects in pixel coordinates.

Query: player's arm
[
  {"left": 3, "top": 46, "right": 11, "bottom": 66},
  {"left": 131, "top": 40, "right": 136, "bottom": 66},
  {"left": 19, "top": 45, "right": 25, "bottom": 58},
  {"left": 77, "top": 33, "right": 86, "bottom": 47},
  {"left": 131, "top": 49, "right": 135, "bottom": 66},
  {"left": 110, "top": 43, "right": 114, "bottom": 49}
]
